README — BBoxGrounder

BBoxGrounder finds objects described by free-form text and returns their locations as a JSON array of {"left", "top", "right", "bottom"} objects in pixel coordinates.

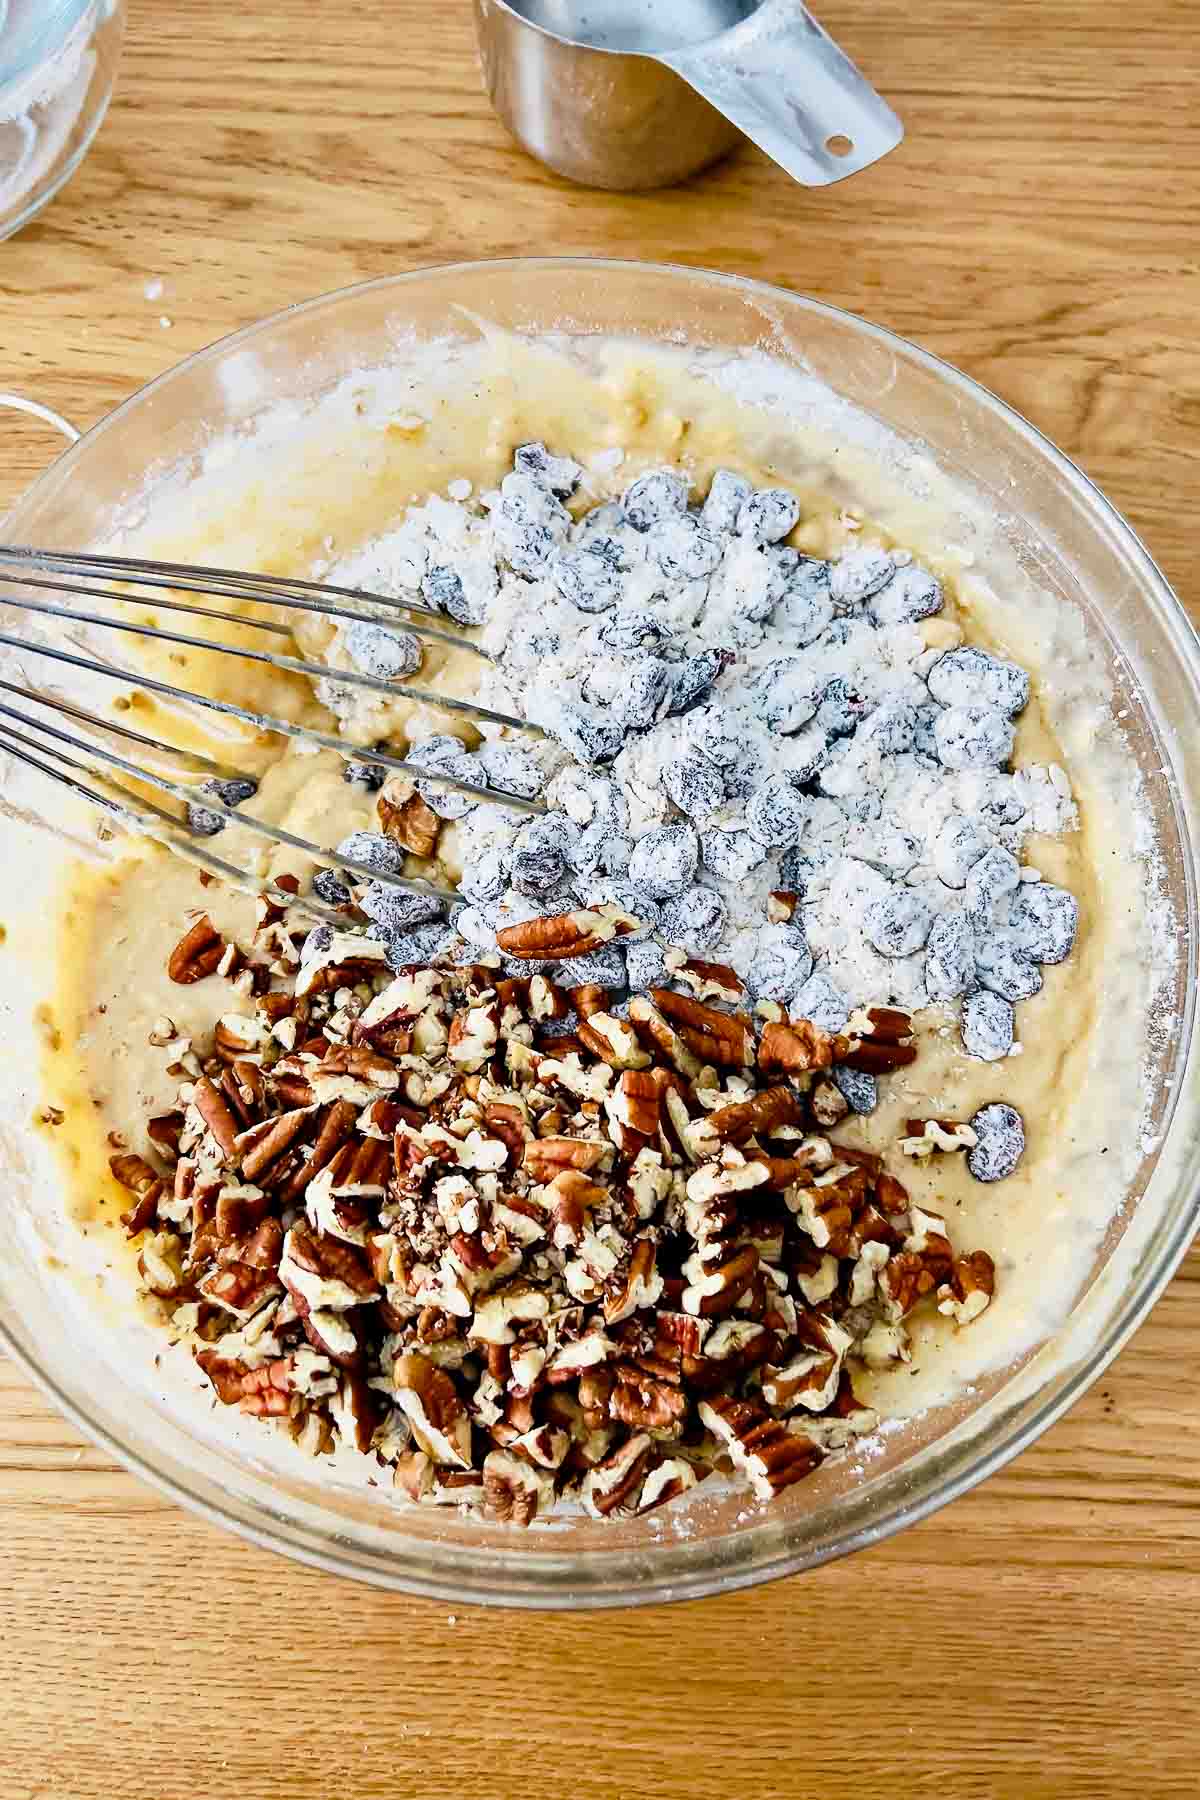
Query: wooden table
[{"left": 2, "top": 3, "right": 1198, "bottom": 1794}]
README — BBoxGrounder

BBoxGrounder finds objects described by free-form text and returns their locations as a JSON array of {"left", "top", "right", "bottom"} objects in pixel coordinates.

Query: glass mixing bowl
[
  {"left": 1, "top": 259, "right": 1197, "bottom": 1607},
  {"left": 0, "top": 0, "right": 125, "bottom": 240}
]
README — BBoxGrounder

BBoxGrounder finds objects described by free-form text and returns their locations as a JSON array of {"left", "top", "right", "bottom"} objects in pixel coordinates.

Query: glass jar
[{"left": 0, "top": 0, "right": 125, "bottom": 240}]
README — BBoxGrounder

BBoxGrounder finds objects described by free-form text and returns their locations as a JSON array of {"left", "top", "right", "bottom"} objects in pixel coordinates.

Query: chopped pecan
[
  {"left": 482, "top": 1448, "right": 552, "bottom": 1526},
  {"left": 761, "top": 1347, "right": 841, "bottom": 1412},
  {"left": 394, "top": 1449, "right": 435, "bottom": 1501},
  {"left": 109, "top": 1150, "right": 159, "bottom": 1193},
  {"left": 213, "top": 1182, "right": 271, "bottom": 1242},
  {"left": 447, "top": 1003, "right": 500, "bottom": 1068},
  {"left": 133, "top": 871, "right": 1003, "bottom": 1524},
  {"left": 610, "top": 1366, "right": 689, "bottom": 1432},
  {"left": 570, "top": 983, "right": 606, "bottom": 1020},
  {"left": 319, "top": 1043, "right": 401, "bottom": 1089},
  {"left": 277, "top": 1099, "right": 360, "bottom": 1205},
  {"left": 509, "top": 1421, "right": 569, "bottom": 1469},
  {"left": 167, "top": 914, "right": 224, "bottom": 984},
  {"left": 272, "top": 1071, "right": 316, "bottom": 1108},
  {"left": 200, "top": 1259, "right": 279, "bottom": 1317},
  {"left": 483, "top": 1101, "right": 529, "bottom": 1159},
  {"left": 302, "top": 1308, "right": 362, "bottom": 1368},
  {"left": 681, "top": 1244, "right": 760, "bottom": 1318},
  {"left": 543, "top": 1168, "right": 607, "bottom": 1246},
  {"left": 192, "top": 1077, "right": 240, "bottom": 1158},
  {"left": 673, "top": 958, "right": 745, "bottom": 1001},
  {"left": 367, "top": 1228, "right": 408, "bottom": 1288},
  {"left": 498, "top": 909, "right": 634, "bottom": 962},
  {"left": 378, "top": 787, "right": 439, "bottom": 858},
  {"left": 840, "top": 1037, "right": 918, "bottom": 1074},
  {"left": 296, "top": 940, "right": 391, "bottom": 996},
  {"left": 649, "top": 989, "right": 752, "bottom": 1069},
  {"left": 496, "top": 975, "right": 531, "bottom": 1015},
  {"left": 685, "top": 1320, "right": 775, "bottom": 1394},
  {"left": 878, "top": 1251, "right": 941, "bottom": 1320},
  {"left": 525, "top": 974, "right": 569, "bottom": 1021},
  {"left": 523, "top": 1137, "right": 611, "bottom": 1179},
  {"left": 212, "top": 1014, "right": 267, "bottom": 1065},
  {"left": 900, "top": 1117, "right": 976, "bottom": 1156},
  {"left": 875, "top": 1169, "right": 910, "bottom": 1214},
  {"left": 578, "top": 1011, "right": 652, "bottom": 1071},
  {"left": 285, "top": 1222, "right": 378, "bottom": 1300},
  {"left": 416, "top": 1303, "right": 459, "bottom": 1343},
  {"left": 627, "top": 995, "right": 701, "bottom": 1078},
  {"left": 469, "top": 1279, "right": 551, "bottom": 1345},
  {"left": 392, "top": 1352, "right": 472, "bottom": 1467},
  {"left": 257, "top": 990, "right": 301, "bottom": 1026},
  {"left": 145, "top": 1112, "right": 186, "bottom": 1161},
  {"left": 325, "top": 1137, "right": 390, "bottom": 1193},
  {"left": 606, "top": 1069, "right": 661, "bottom": 1146},
  {"left": 936, "top": 1250, "right": 996, "bottom": 1324},
  {"left": 849, "top": 1202, "right": 902, "bottom": 1257},
  {"left": 229, "top": 1059, "right": 268, "bottom": 1115},
  {"left": 138, "top": 1230, "right": 187, "bottom": 1297},
  {"left": 118, "top": 1178, "right": 164, "bottom": 1237},
  {"left": 759, "top": 1019, "right": 843, "bottom": 1074},
  {"left": 533, "top": 1031, "right": 590, "bottom": 1060},
  {"left": 859, "top": 1005, "right": 913, "bottom": 1043},
  {"left": 746, "top": 1141, "right": 833, "bottom": 1189},
  {"left": 195, "top": 1348, "right": 250, "bottom": 1405},
  {"left": 239, "top": 1357, "right": 295, "bottom": 1418},
  {"left": 836, "top": 1141, "right": 884, "bottom": 1172},
  {"left": 254, "top": 875, "right": 299, "bottom": 936},
  {"left": 905, "top": 1205, "right": 954, "bottom": 1266},
  {"left": 108, "top": 1152, "right": 161, "bottom": 1238},
  {"left": 603, "top": 1239, "right": 663, "bottom": 1325},
  {"left": 655, "top": 1311, "right": 709, "bottom": 1357},
  {"left": 353, "top": 1013, "right": 413, "bottom": 1058},
  {"left": 581, "top": 1431, "right": 654, "bottom": 1517},
  {"left": 544, "top": 1329, "right": 614, "bottom": 1387},
  {"left": 699, "top": 1398, "right": 822, "bottom": 1500},
  {"left": 810, "top": 1079, "right": 850, "bottom": 1128},
  {"left": 239, "top": 1108, "right": 313, "bottom": 1184},
  {"left": 636, "top": 1457, "right": 701, "bottom": 1513},
  {"left": 706, "top": 1085, "right": 803, "bottom": 1146},
  {"left": 238, "top": 1217, "right": 283, "bottom": 1270},
  {"left": 767, "top": 891, "right": 798, "bottom": 922},
  {"left": 578, "top": 1365, "right": 615, "bottom": 1431},
  {"left": 340, "top": 1368, "right": 381, "bottom": 1454},
  {"left": 787, "top": 1166, "right": 869, "bottom": 1257}
]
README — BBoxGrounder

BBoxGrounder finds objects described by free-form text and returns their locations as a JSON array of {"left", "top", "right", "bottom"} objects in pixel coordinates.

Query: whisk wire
[
  {"left": 0, "top": 627, "right": 544, "bottom": 813},
  {"left": 0, "top": 562, "right": 491, "bottom": 660},
  {"left": 0, "top": 691, "right": 460, "bottom": 904},
  {"left": 0, "top": 546, "right": 448, "bottom": 621},
  {"left": 0, "top": 730, "right": 350, "bottom": 925},
  {"left": 0, "top": 591, "right": 529, "bottom": 728},
  {"left": 0, "top": 675, "right": 226, "bottom": 773},
  {"left": 0, "top": 545, "right": 552, "bottom": 914}
]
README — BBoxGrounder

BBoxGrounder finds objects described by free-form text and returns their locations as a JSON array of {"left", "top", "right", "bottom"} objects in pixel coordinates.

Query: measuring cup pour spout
[{"left": 657, "top": 0, "right": 903, "bottom": 186}]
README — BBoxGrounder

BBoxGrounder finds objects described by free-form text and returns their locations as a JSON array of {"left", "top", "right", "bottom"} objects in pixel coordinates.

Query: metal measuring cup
[{"left": 473, "top": 0, "right": 903, "bottom": 191}]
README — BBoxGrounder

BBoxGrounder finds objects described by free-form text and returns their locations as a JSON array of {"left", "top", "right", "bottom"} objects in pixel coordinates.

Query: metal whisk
[{"left": 0, "top": 546, "right": 548, "bottom": 916}]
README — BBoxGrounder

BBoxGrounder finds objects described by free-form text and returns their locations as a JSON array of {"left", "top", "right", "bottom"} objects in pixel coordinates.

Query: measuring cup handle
[
  {"left": 0, "top": 392, "right": 82, "bottom": 445},
  {"left": 661, "top": 0, "right": 903, "bottom": 187}
]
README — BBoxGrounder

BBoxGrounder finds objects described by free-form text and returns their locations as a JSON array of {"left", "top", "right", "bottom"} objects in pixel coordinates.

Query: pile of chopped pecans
[{"left": 110, "top": 882, "right": 997, "bottom": 1527}]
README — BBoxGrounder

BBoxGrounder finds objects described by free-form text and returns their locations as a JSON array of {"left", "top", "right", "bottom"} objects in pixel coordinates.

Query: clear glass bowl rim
[{"left": 3, "top": 256, "right": 1198, "bottom": 1608}]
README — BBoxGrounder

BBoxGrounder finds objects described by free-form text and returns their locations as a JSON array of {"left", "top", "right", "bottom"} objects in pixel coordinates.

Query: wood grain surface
[{"left": 2, "top": 2, "right": 1199, "bottom": 1795}]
